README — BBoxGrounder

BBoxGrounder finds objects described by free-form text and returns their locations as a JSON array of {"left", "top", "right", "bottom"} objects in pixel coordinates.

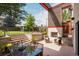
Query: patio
[
  {"left": 0, "top": 3, "right": 79, "bottom": 56},
  {"left": 38, "top": 40, "right": 75, "bottom": 56}
]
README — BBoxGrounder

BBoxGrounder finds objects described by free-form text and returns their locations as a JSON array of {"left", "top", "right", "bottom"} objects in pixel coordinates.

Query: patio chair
[{"left": 57, "top": 37, "right": 62, "bottom": 45}]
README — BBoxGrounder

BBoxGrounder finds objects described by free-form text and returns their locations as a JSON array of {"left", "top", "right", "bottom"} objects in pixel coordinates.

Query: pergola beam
[{"left": 40, "top": 3, "right": 49, "bottom": 10}]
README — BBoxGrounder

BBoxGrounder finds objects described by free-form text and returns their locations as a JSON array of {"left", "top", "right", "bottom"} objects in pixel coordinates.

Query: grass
[
  {"left": 0, "top": 30, "right": 32, "bottom": 36},
  {"left": 0, "top": 30, "right": 32, "bottom": 51},
  {"left": 0, "top": 31, "right": 4, "bottom": 36},
  {"left": 0, "top": 30, "right": 32, "bottom": 49}
]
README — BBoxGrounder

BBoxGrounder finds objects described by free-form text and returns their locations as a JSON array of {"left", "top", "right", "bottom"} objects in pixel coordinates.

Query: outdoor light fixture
[
  {"left": 71, "top": 17, "right": 75, "bottom": 20},
  {"left": 71, "top": 17, "right": 75, "bottom": 30}
]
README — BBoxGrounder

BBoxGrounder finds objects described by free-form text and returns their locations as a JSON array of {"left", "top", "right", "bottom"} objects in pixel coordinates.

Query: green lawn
[
  {"left": 0, "top": 30, "right": 32, "bottom": 36},
  {"left": 0, "top": 31, "right": 32, "bottom": 50}
]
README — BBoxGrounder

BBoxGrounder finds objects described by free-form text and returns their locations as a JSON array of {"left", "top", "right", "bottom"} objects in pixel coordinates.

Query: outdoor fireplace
[
  {"left": 51, "top": 32, "right": 58, "bottom": 37},
  {"left": 48, "top": 27, "right": 63, "bottom": 42}
]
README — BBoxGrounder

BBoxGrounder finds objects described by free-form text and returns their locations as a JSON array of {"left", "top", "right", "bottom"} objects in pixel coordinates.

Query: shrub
[{"left": 42, "top": 31, "right": 48, "bottom": 35}]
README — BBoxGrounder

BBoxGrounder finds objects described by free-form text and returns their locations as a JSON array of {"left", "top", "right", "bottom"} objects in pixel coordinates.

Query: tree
[
  {"left": 3, "top": 16, "right": 16, "bottom": 27},
  {"left": 63, "top": 9, "right": 71, "bottom": 22},
  {"left": 0, "top": 3, "right": 27, "bottom": 27},
  {"left": 39, "top": 25, "right": 47, "bottom": 35},
  {"left": 24, "top": 14, "right": 35, "bottom": 31}
]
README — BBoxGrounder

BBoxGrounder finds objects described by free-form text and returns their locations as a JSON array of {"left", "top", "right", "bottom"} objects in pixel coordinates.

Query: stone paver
[{"left": 38, "top": 40, "right": 75, "bottom": 56}]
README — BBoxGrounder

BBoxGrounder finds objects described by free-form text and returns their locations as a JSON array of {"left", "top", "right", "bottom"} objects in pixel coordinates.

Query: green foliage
[
  {"left": 33, "top": 25, "right": 39, "bottom": 32},
  {"left": 42, "top": 31, "right": 48, "bottom": 35},
  {"left": 0, "top": 3, "right": 27, "bottom": 27},
  {"left": 0, "top": 42, "right": 12, "bottom": 49},
  {"left": 0, "top": 41, "right": 6, "bottom": 49},
  {"left": 0, "top": 30, "right": 4, "bottom": 36},
  {"left": 4, "top": 27, "right": 21, "bottom": 31},
  {"left": 24, "top": 14, "right": 35, "bottom": 31},
  {"left": 63, "top": 9, "right": 71, "bottom": 21},
  {"left": 4, "top": 16, "right": 17, "bottom": 27},
  {"left": 39, "top": 25, "right": 47, "bottom": 32},
  {"left": 0, "top": 41, "right": 13, "bottom": 53},
  {"left": 27, "top": 45, "right": 35, "bottom": 53},
  {"left": 39, "top": 25, "right": 47, "bottom": 35},
  {"left": 0, "top": 31, "right": 31, "bottom": 36}
]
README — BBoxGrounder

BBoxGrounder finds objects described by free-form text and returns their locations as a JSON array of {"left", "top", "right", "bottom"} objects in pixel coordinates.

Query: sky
[{"left": 22, "top": 3, "right": 48, "bottom": 26}]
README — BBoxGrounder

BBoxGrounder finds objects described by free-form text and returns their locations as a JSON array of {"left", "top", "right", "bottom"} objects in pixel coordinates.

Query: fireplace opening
[{"left": 51, "top": 32, "right": 58, "bottom": 37}]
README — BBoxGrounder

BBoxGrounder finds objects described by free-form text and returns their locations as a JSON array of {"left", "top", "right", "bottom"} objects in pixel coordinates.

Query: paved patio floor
[{"left": 38, "top": 40, "right": 75, "bottom": 56}]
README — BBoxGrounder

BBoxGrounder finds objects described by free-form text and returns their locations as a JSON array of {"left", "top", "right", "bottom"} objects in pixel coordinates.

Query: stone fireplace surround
[{"left": 48, "top": 27, "right": 63, "bottom": 42}]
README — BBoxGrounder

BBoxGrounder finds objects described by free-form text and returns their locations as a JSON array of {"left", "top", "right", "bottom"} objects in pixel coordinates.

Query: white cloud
[{"left": 34, "top": 9, "right": 48, "bottom": 26}]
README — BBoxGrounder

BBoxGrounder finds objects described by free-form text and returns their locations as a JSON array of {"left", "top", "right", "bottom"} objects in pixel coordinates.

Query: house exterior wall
[
  {"left": 47, "top": 3, "right": 79, "bottom": 55},
  {"left": 73, "top": 3, "right": 79, "bottom": 55},
  {"left": 48, "top": 6, "right": 62, "bottom": 26},
  {"left": 48, "top": 4, "right": 63, "bottom": 40},
  {"left": 48, "top": 3, "right": 71, "bottom": 40},
  {"left": 48, "top": 3, "right": 71, "bottom": 26}
]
